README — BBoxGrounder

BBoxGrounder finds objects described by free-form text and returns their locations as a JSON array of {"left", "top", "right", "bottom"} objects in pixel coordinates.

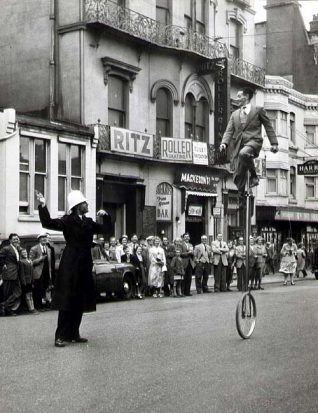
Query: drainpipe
[{"left": 49, "top": 0, "right": 56, "bottom": 120}]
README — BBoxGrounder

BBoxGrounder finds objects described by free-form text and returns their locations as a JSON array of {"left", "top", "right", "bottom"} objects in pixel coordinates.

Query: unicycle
[{"left": 235, "top": 171, "right": 257, "bottom": 339}]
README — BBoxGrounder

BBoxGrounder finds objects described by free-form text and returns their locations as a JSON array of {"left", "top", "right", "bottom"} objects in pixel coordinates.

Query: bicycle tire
[{"left": 236, "top": 292, "right": 257, "bottom": 339}]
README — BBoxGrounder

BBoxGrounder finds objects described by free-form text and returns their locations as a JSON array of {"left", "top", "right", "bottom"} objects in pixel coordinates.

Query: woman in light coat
[
  {"left": 279, "top": 238, "right": 297, "bottom": 286},
  {"left": 148, "top": 236, "right": 166, "bottom": 298}
]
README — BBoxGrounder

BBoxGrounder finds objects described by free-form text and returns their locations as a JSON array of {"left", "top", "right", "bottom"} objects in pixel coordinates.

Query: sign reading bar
[
  {"left": 161, "top": 137, "right": 192, "bottom": 162},
  {"left": 297, "top": 160, "right": 318, "bottom": 175},
  {"left": 175, "top": 170, "right": 219, "bottom": 192},
  {"left": 192, "top": 141, "right": 208, "bottom": 165},
  {"left": 156, "top": 182, "right": 173, "bottom": 222},
  {"left": 110, "top": 127, "right": 153, "bottom": 158}
]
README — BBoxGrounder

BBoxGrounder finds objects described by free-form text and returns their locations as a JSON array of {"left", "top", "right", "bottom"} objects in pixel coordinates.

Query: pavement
[{"left": 193, "top": 270, "right": 316, "bottom": 292}]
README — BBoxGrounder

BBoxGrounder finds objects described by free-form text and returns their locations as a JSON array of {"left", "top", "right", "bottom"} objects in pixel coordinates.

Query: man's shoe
[
  {"left": 249, "top": 176, "right": 259, "bottom": 189},
  {"left": 184, "top": 293, "right": 192, "bottom": 296},
  {"left": 72, "top": 337, "right": 88, "bottom": 343},
  {"left": 226, "top": 288, "right": 232, "bottom": 291},
  {"left": 197, "top": 290, "right": 202, "bottom": 294},
  {"left": 203, "top": 290, "right": 211, "bottom": 293},
  {"left": 55, "top": 338, "right": 66, "bottom": 348}
]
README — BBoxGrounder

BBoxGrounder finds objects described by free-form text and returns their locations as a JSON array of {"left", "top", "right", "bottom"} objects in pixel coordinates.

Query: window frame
[
  {"left": 108, "top": 74, "right": 127, "bottom": 128},
  {"left": 156, "top": 87, "right": 172, "bottom": 137},
  {"left": 156, "top": 0, "right": 170, "bottom": 25},
  {"left": 184, "top": 93, "right": 209, "bottom": 142},
  {"left": 289, "top": 112, "right": 295, "bottom": 144},
  {"left": 280, "top": 111, "right": 288, "bottom": 136},
  {"left": 289, "top": 166, "right": 296, "bottom": 199},
  {"left": 58, "top": 143, "right": 85, "bottom": 213},
  {"left": 266, "top": 169, "right": 278, "bottom": 194},
  {"left": 19, "top": 136, "right": 49, "bottom": 215},
  {"left": 305, "top": 176, "right": 316, "bottom": 200},
  {"left": 184, "top": 0, "right": 206, "bottom": 34},
  {"left": 305, "top": 125, "right": 316, "bottom": 146}
]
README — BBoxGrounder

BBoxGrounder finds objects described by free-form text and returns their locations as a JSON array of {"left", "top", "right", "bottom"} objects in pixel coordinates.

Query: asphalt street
[{"left": 1, "top": 279, "right": 318, "bottom": 413}]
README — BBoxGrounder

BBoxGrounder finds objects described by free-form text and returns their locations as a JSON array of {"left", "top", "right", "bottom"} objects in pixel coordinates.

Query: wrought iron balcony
[
  {"left": 95, "top": 124, "right": 227, "bottom": 165},
  {"left": 84, "top": 0, "right": 228, "bottom": 59},
  {"left": 229, "top": 56, "right": 265, "bottom": 87}
]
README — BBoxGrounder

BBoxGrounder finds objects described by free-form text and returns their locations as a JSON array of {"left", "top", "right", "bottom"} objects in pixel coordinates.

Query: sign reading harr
[
  {"left": 110, "top": 127, "right": 153, "bottom": 158},
  {"left": 297, "top": 160, "right": 318, "bottom": 175}
]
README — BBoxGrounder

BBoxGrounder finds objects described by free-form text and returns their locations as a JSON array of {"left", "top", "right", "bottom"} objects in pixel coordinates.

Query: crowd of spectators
[{"left": 0, "top": 231, "right": 316, "bottom": 316}]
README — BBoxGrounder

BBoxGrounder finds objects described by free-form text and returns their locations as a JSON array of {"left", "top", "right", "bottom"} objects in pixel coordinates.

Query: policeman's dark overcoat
[{"left": 38, "top": 206, "right": 111, "bottom": 312}]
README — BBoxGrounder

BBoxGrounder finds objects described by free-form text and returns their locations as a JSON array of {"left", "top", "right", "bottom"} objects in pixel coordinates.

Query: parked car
[{"left": 9, "top": 234, "right": 137, "bottom": 300}]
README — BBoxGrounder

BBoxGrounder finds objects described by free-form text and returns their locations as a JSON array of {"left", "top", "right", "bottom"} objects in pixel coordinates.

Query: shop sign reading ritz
[{"left": 110, "top": 127, "right": 153, "bottom": 158}]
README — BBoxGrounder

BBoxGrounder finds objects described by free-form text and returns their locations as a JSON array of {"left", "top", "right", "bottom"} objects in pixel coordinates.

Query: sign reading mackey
[{"left": 110, "top": 127, "right": 153, "bottom": 157}]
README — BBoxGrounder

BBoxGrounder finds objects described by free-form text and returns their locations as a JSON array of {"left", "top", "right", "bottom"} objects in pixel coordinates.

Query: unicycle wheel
[{"left": 236, "top": 292, "right": 257, "bottom": 339}]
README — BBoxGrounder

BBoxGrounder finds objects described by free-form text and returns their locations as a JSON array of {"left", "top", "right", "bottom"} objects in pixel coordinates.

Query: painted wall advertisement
[
  {"left": 110, "top": 127, "right": 153, "bottom": 158},
  {"left": 156, "top": 182, "right": 173, "bottom": 221}
]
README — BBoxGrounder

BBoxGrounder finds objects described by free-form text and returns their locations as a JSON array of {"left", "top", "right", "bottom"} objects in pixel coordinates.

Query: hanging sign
[
  {"left": 192, "top": 141, "right": 208, "bottom": 165},
  {"left": 161, "top": 137, "right": 192, "bottom": 162},
  {"left": 188, "top": 205, "right": 203, "bottom": 216},
  {"left": 297, "top": 160, "right": 318, "bottom": 175},
  {"left": 156, "top": 182, "right": 173, "bottom": 222},
  {"left": 175, "top": 169, "right": 219, "bottom": 192}
]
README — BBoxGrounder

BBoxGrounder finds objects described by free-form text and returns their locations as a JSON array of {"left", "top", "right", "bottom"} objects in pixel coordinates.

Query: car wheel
[{"left": 120, "top": 274, "right": 134, "bottom": 300}]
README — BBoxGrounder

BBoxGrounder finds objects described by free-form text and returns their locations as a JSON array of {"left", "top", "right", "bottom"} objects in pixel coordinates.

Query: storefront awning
[{"left": 186, "top": 190, "right": 217, "bottom": 197}]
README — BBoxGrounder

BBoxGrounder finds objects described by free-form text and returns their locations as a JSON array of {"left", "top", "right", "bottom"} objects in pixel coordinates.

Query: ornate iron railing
[
  {"left": 229, "top": 56, "right": 265, "bottom": 87},
  {"left": 84, "top": 0, "right": 228, "bottom": 59},
  {"left": 95, "top": 124, "right": 227, "bottom": 165}
]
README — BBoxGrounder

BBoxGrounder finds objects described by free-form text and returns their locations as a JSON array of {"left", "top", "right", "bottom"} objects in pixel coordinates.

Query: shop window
[
  {"left": 305, "top": 125, "right": 316, "bottom": 145},
  {"left": 229, "top": 19, "right": 242, "bottom": 59},
  {"left": 267, "top": 110, "right": 277, "bottom": 133},
  {"left": 19, "top": 137, "right": 48, "bottom": 215},
  {"left": 280, "top": 112, "right": 288, "bottom": 136},
  {"left": 305, "top": 177, "right": 315, "bottom": 199},
  {"left": 289, "top": 166, "right": 296, "bottom": 199},
  {"left": 184, "top": 0, "right": 206, "bottom": 34},
  {"left": 289, "top": 112, "right": 295, "bottom": 144},
  {"left": 108, "top": 75, "right": 127, "bottom": 128},
  {"left": 156, "top": 0, "right": 170, "bottom": 25},
  {"left": 266, "top": 169, "right": 277, "bottom": 194},
  {"left": 184, "top": 93, "right": 208, "bottom": 142},
  {"left": 156, "top": 88, "right": 172, "bottom": 136},
  {"left": 58, "top": 143, "right": 84, "bottom": 212}
]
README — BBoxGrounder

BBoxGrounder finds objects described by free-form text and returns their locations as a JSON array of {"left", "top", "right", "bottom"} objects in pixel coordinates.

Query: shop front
[{"left": 174, "top": 168, "right": 219, "bottom": 245}]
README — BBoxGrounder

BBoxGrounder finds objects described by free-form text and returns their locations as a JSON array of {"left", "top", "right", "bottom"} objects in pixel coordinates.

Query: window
[
  {"left": 267, "top": 110, "right": 277, "bottom": 133},
  {"left": 156, "top": 0, "right": 169, "bottom": 25},
  {"left": 305, "top": 177, "right": 315, "bottom": 199},
  {"left": 19, "top": 137, "right": 48, "bottom": 214},
  {"left": 290, "top": 166, "right": 296, "bottom": 198},
  {"left": 184, "top": 93, "right": 208, "bottom": 142},
  {"left": 306, "top": 125, "right": 316, "bottom": 145},
  {"left": 290, "top": 112, "right": 295, "bottom": 144},
  {"left": 280, "top": 170, "right": 288, "bottom": 195},
  {"left": 266, "top": 169, "right": 277, "bottom": 194},
  {"left": 184, "top": 0, "right": 206, "bottom": 33},
  {"left": 58, "top": 143, "right": 84, "bottom": 212},
  {"left": 156, "top": 88, "right": 172, "bottom": 136},
  {"left": 280, "top": 112, "right": 288, "bottom": 136},
  {"left": 108, "top": 75, "right": 126, "bottom": 127},
  {"left": 229, "top": 19, "right": 242, "bottom": 59}
]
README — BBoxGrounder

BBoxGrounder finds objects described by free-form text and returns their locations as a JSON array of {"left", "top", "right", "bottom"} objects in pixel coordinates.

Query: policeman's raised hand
[
  {"left": 97, "top": 209, "right": 108, "bottom": 217},
  {"left": 270, "top": 145, "right": 278, "bottom": 153},
  {"left": 35, "top": 190, "right": 46, "bottom": 207},
  {"left": 219, "top": 144, "right": 227, "bottom": 152}
]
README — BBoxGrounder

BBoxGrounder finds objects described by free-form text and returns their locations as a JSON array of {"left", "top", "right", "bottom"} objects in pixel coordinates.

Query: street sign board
[{"left": 297, "top": 160, "right": 318, "bottom": 175}]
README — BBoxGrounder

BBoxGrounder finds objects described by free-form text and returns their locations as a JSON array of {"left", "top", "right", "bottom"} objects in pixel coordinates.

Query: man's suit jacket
[
  {"left": 193, "top": 243, "right": 211, "bottom": 264},
  {"left": 211, "top": 240, "right": 229, "bottom": 266},
  {"left": 0, "top": 245, "right": 20, "bottom": 280},
  {"left": 29, "top": 243, "right": 52, "bottom": 281},
  {"left": 180, "top": 241, "right": 195, "bottom": 270},
  {"left": 235, "top": 245, "right": 246, "bottom": 269},
  {"left": 221, "top": 106, "right": 278, "bottom": 170}
]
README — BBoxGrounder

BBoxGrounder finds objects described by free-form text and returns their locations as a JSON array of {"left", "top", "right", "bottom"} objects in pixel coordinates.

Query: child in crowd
[
  {"left": 19, "top": 249, "right": 37, "bottom": 314},
  {"left": 170, "top": 248, "right": 185, "bottom": 297}
]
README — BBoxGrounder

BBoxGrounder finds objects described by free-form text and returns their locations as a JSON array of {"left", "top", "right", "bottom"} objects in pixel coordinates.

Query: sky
[{"left": 254, "top": 0, "right": 318, "bottom": 30}]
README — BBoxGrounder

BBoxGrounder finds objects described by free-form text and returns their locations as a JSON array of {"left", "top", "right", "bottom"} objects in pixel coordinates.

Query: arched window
[
  {"left": 156, "top": 88, "right": 172, "bottom": 136},
  {"left": 229, "top": 19, "right": 242, "bottom": 59},
  {"left": 108, "top": 75, "right": 127, "bottom": 128},
  {"left": 184, "top": 93, "right": 208, "bottom": 142}
]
